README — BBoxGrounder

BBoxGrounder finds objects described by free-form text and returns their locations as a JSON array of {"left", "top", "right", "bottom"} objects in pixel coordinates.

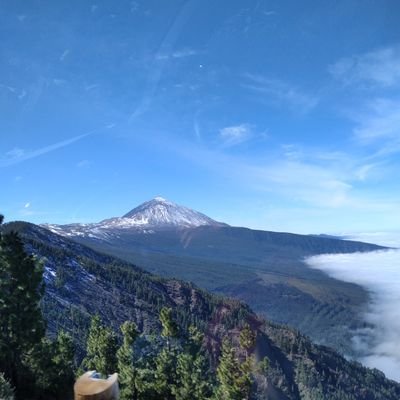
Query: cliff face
[{"left": 3, "top": 221, "right": 400, "bottom": 399}]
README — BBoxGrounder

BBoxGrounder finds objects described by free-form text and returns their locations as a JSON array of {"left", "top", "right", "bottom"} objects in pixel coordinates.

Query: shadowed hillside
[{"left": 2, "top": 221, "right": 399, "bottom": 399}]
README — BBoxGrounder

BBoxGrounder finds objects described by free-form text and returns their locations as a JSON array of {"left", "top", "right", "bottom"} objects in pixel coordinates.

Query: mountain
[
  {"left": 44, "top": 197, "right": 226, "bottom": 238},
  {"left": 3, "top": 221, "right": 400, "bottom": 400},
  {"left": 42, "top": 198, "right": 385, "bottom": 356}
]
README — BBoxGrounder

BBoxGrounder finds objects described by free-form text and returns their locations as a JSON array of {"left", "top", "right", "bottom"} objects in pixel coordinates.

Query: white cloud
[
  {"left": 263, "top": 10, "right": 276, "bottom": 16},
  {"left": 354, "top": 163, "right": 378, "bottom": 181},
  {"left": 76, "top": 159, "right": 91, "bottom": 168},
  {"left": 0, "top": 84, "right": 27, "bottom": 101},
  {"left": 6, "top": 147, "right": 25, "bottom": 159},
  {"left": 307, "top": 247, "right": 400, "bottom": 381},
  {"left": 1, "top": 133, "right": 91, "bottom": 167},
  {"left": 242, "top": 74, "right": 319, "bottom": 113},
  {"left": 59, "top": 49, "right": 70, "bottom": 62},
  {"left": 155, "top": 48, "right": 200, "bottom": 61},
  {"left": 353, "top": 98, "right": 400, "bottom": 144},
  {"left": 245, "top": 160, "right": 353, "bottom": 208},
  {"left": 330, "top": 45, "right": 400, "bottom": 88},
  {"left": 24, "top": 202, "right": 30, "bottom": 208},
  {"left": 219, "top": 124, "right": 252, "bottom": 146}
]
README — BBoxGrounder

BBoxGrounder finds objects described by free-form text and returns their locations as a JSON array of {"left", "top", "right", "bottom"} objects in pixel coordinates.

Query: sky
[{"left": 2, "top": 0, "right": 400, "bottom": 234}]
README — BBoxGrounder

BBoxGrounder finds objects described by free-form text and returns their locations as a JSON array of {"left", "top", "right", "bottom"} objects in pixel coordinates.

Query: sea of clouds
[{"left": 306, "top": 232, "right": 400, "bottom": 382}]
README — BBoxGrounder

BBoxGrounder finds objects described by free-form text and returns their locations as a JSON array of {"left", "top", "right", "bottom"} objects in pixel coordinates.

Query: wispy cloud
[
  {"left": 329, "top": 45, "right": 400, "bottom": 88},
  {"left": 155, "top": 48, "right": 200, "bottom": 61},
  {"left": 129, "top": 0, "right": 199, "bottom": 122},
  {"left": 242, "top": 74, "right": 319, "bottom": 113},
  {"left": 59, "top": 49, "right": 70, "bottom": 62},
  {"left": 353, "top": 98, "right": 400, "bottom": 145},
  {"left": 219, "top": 124, "right": 252, "bottom": 146},
  {"left": 76, "top": 159, "right": 91, "bottom": 168},
  {"left": 172, "top": 139, "right": 363, "bottom": 210},
  {"left": 1, "top": 133, "right": 91, "bottom": 167},
  {"left": 0, "top": 84, "right": 27, "bottom": 101},
  {"left": 263, "top": 10, "right": 276, "bottom": 16}
]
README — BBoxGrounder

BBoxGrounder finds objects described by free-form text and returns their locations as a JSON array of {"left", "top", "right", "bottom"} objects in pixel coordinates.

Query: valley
[
  {"left": 43, "top": 197, "right": 384, "bottom": 356},
  {"left": 2, "top": 220, "right": 400, "bottom": 399}
]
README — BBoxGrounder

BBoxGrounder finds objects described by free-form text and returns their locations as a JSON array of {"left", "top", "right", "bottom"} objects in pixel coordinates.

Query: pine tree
[
  {"left": 153, "top": 347, "right": 177, "bottom": 400},
  {"left": 81, "top": 315, "right": 117, "bottom": 377},
  {"left": 52, "top": 331, "right": 75, "bottom": 395},
  {"left": 171, "top": 325, "right": 213, "bottom": 400},
  {"left": 153, "top": 307, "right": 180, "bottom": 399},
  {"left": 238, "top": 324, "right": 256, "bottom": 400},
  {"left": 0, "top": 373, "right": 14, "bottom": 400},
  {"left": 159, "top": 307, "right": 178, "bottom": 349},
  {"left": 117, "top": 321, "right": 138, "bottom": 400},
  {"left": 0, "top": 228, "right": 45, "bottom": 390},
  {"left": 239, "top": 323, "right": 256, "bottom": 357},
  {"left": 214, "top": 340, "right": 242, "bottom": 400},
  {"left": 26, "top": 331, "right": 75, "bottom": 399}
]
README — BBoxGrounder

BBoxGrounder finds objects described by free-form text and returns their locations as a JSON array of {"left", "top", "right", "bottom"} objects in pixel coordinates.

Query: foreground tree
[
  {"left": 27, "top": 331, "right": 75, "bottom": 398},
  {"left": 172, "top": 326, "right": 213, "bottom": 400},
  {"left": 81, "top": 315, "right": 118, "bottom": 378},
  {"left": 0, "top": 373, "right": 14, "bottom": 400},
  {"left": 214, "top": 339, "right": 243, "bottom": 400},
  {"left": 239, "top": 323, "right": 256, "bottom": 357},
  {"left": 238, "top": 323, "right": 256, "bottom": 399},
  {"left": 159, "top": 307, "right": 178, "bottom": 349},
  {"left": 0, "top": 219, "right": 75, "bottom": 399},
  {"left": 0, "top": 225, "right": 45, "bottom": 389},
  {"left": 117, "top": 321, "right": 139, "bottom": 400}
]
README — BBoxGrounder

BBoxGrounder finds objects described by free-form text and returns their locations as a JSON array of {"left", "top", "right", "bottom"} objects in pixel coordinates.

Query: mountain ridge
[
  {"left": 38, "top": 198, "right": 386, "bottom": 357},
  {"left": 43, "top": 197, "right": 227, "bottom": 238},
  {"left": 2, "top": 220, "right": 400, "bottom": 399}
]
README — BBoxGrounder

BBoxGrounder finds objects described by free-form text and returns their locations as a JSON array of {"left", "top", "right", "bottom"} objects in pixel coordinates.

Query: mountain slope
[
  {"left": 44, "top": 197, "right": 226, "bottom": 238},
  {"left": 44, "top": 198, "right": 384, "bottom": 355},
  {"left": 2, "top": 221, "right": 400, "bottom": 400}
]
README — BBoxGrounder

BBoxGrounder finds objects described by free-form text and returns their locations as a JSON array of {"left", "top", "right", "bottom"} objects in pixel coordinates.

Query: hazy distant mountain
[
  {"left": 3, "top": 221, "right": 400, "bottom": 400},
  {"left": 42, "top": 197, "right": 385, "bottom": 356}
]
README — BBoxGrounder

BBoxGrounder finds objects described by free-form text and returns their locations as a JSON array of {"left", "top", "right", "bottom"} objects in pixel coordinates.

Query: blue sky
[{"left": 1, "top": 0, "right": 400, "bottom": 234}]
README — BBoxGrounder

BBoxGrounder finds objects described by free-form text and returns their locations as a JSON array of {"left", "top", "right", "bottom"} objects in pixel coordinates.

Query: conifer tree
[
  {"left": 52, "top": 331, "right": 75, "bottom": 394},
  {"left": 172, "top": 326, "right": 212, "bottom": 400},
  {"left": 81, "top": 315, "right": 117, "bottom": 377},
  {"left": 214, "top": 339, "right": 242, "bottom": 400},
  {"left": 238, "top": 324, "right": 256, "bottom": 400},
  {"left": 153, "top": 307, "right": 179, "bottom": 399},
  {"left": 0, "top": 373, "right": 14, "bottom": 400},
  {"left": 26, "top": 331, "right": 75, "bottom": 399},
  {"left": 159, "top": 307, "right": 178, "bottom": 349},
  {"left": 239, "top": 323, "right": 256, "bottom": 357},
  {"left": 117, "top": 321, "right": 138, "bottom": 400},
  {"left": 0, "top": 228, "right": 45, "bottom": 389}
]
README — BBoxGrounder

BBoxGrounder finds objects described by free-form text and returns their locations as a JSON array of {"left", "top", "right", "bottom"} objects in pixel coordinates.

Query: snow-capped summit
[
  {"left": 120, "top": 197, "right": 223, "bottom": 228},
  {"left": 43, "top": 197, "right": 227, "bottom": 238}
]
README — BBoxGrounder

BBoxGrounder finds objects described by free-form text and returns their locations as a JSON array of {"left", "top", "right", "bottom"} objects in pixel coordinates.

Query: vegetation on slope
[
  {"left": 1, "top": 220, "right": 400, "bottom": 399},
  {"left": 67, "top": 224, "right": 384, "bottom": 355}
]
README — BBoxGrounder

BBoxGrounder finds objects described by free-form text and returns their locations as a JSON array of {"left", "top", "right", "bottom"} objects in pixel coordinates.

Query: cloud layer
[{"left": 306, "top": 240, "right": 400, "bottom": 381}]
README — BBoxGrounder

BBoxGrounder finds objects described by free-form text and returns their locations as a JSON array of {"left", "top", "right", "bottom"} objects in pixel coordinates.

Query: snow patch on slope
[{"left": 42, "top": 197, "right": 226, "bottom": 239}]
